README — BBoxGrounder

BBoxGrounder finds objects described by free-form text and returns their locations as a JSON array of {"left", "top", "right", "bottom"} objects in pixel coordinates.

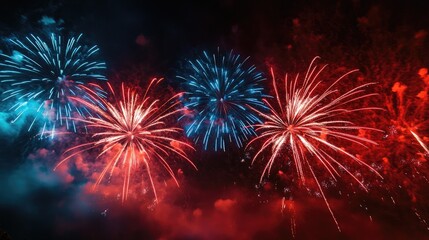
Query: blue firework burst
[
  {"left": 177, "top": 49, "right": 267, "bottom": 151},
  {"left": 0, "top": 33, "right": 107, "bottom": 138}
]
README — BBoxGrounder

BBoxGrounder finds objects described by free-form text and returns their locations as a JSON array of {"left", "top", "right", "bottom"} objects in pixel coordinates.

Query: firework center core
[
  {"left": 287, "top": 124, "right": 296, "bottom": 133},
  {"left": 127, "top": 131, "right": 135, "bottom": 140}
]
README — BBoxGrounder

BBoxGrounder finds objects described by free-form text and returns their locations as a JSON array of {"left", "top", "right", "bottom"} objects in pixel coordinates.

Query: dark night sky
[{"left": 1, "top": 0, "right": 429, "bottom": 239}]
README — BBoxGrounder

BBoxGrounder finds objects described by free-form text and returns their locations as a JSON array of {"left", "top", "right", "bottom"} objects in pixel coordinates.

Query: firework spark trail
[
  {"left": 281, "top": 197, "right": 297, "bottom": 238},
  {"left": 0, "top": 33, "right": 107, "bottom": 138},
  {"left": 248, "top": 57, "right": 383, "bottom": 230},
  {"left": 177, "top": 49, "right": 267, "bottom": 151},
  {"left": 410, "top": 130, "right": 429, "bottom": 155},
  {"left": 55, "top": 78, "right": 197, "bottom": 202}
]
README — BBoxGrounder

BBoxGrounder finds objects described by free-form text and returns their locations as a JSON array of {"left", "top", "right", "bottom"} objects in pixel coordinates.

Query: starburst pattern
[
  {"left": 248, "top": 57, "right": 383, "bottom": 230},
  {"left": 55, "top": 78, "right": 197, "bottom": 202},
  {"left": 177, "top": 49, "right": 267, "bottom": 151},
  {"left": 0, "top": 33, "right": 106, "bottom": 137}
]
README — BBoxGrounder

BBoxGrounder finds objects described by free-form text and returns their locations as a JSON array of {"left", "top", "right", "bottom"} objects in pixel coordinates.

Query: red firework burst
[
  {"left": 248, "top": 57, "right": 383, "bottom": 230},
  {"left": 55, "top": 78, "right": 197, "bottom": 202}
]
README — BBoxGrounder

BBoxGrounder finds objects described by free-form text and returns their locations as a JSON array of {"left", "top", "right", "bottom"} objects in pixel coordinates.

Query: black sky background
[
  {"left": 1, "top": 0, "right": 429, "bottom": 239},
  {"left": 2, "top": 0, "right": 427, "bottom": 73}
]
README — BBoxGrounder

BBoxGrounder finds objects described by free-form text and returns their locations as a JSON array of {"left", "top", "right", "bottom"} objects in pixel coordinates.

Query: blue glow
[
  {"left": 177, "top": 49, "right": 267, "bottom": 151},
  {"left": 39, "top": 16, "right": 56, "bottom": 26},
  {"left": 0, "top": 33, "right": 107, "bottom": 138},
  {"left": 11, "top": 51, "right": 24, "bottom": 62}
]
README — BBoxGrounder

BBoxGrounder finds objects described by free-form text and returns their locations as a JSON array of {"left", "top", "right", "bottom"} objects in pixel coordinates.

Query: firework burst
[
  {"left": 248, "top": 57, "right": 383, "bottom": 230},
  {"left": 177, "top": 49, "right": 267, "bottom": 151},
  {"left": 0, "top": 33, "right": 107, "bottom": 137},
  {"left": 55, "top": 78, "right": 197, "bottom": 202}
]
